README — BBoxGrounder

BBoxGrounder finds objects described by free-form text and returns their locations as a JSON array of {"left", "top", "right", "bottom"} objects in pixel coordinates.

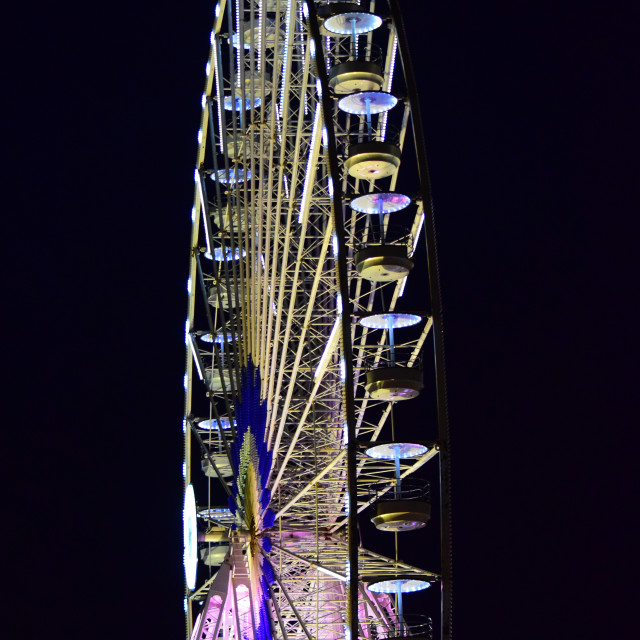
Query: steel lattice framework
[{"left": 182, "top": 3, "right": 452, "bottom": 640}]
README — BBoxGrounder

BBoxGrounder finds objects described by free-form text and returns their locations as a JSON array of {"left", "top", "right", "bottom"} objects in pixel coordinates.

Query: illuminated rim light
[
  {"left": 204, "top": 246, "right": 247, "bottom": 261},
  {"left": 359, "top": 313, "right": 421, "bottom": 329},
  {"left": 197, "top": 417, "right": 236, "bottom": 430},
  {"left": 228, "top": 33, "right": 251, "bottom": 49},
  {"left": 223, "top": 94, "right": 262, "bottom": 110},
  {"left": 198, "top": 507, "right": 234, "bottom": 521},
  {"left": 367, "top": 577, "right": 431, "bottom": 593},
  {"left": 350, "top": 192, "right": 411, "bottom": 214},
  {"left": 199, "top": 331, "right": 238, "bottom": 343},
  {"left": 183, "top": 485, "right": 198, "bottom": 590},
  {"left": 365, "top": 442, "right": 429, "bottom": 459},
  {"left": 324, "top": 11, "right": 382, "bottom": 35},
  {"left": 212, "top": 167, "right": 251, "bottom": 184},
  {"left": 338, "top": 91, "right": 397, "bottom": 115}
]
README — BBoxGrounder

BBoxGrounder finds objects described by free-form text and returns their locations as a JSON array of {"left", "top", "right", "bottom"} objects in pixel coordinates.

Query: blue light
[
  {"left": 364, "top": 442, "right": 429, "bottom": 459},
  {"left": 198, "top": 507, "right": 234, "bottom": 521},
  {"left": 223, "top": 95, "right": 262, "bottom": 111},
  {"left": 198, "top": 418, "right": 236, "bottom": 430},
  {"left": 367, "top": 577, "right": 431, "bottom": 593},
  {"left": 338, "top": 91, "right": 398, "bottom": 116},
  {"left": 200, "top": 331, "right": 238, "bottom": 343},
  {"left": 324, "top": 12, "right": 382, "bottom": 36},
  {"left": 359, "top": 313, "right": 422, "bottom": 330},
  {"left": 212, "top": 167, "right": 251, "bottom": 184},
  {"left": 204, "top": 246, "right": 247, "bottom": 261}
]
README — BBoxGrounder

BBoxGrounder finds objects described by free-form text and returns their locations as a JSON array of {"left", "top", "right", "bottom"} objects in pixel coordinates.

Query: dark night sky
[{"left": 6, "top": 1, "right": 637, "bottom": 639}]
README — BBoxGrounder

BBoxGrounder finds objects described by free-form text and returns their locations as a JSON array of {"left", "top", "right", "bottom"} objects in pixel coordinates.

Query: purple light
[
  {"left": 365, "top": 442, "right": 429, "bottom": 459},
  {"left": 338, "top": 91, "right": 398, "bottom": 115},
  {"left": 350, "top": 192, "right": 411, "bottom": 214}
]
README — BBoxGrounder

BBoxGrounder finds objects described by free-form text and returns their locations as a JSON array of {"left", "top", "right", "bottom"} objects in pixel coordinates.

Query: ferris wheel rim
[{"left": 181, "top": 2, "right": 450, "bottom": 639}]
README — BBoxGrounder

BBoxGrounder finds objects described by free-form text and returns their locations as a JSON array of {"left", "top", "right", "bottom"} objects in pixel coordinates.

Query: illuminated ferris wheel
[{"left": 182, "top": 3, "right": 452, "bottom": 640}]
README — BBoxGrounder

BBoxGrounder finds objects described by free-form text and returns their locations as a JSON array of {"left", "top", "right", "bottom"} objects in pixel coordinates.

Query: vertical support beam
[{"left": 385, "top": 2, "right": 453, "bottom": 639}]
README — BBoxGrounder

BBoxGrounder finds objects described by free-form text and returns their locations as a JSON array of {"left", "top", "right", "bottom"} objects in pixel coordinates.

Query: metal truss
[{"left": 182, "top": 2, "right": 450, "bottom": 640}]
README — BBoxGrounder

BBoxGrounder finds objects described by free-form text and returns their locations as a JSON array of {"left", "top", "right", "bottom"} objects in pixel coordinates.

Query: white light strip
[
  {"left": 381, "top": 35, "right": 398, "bottom": 141},
  {"left": 257, "top": 0, "right": 263, "bottom": 71},
  {"left": 298, "top": 104, "right": 323, "bottom": 223},
  {"left": 279, "top": 0, "right": 292, "bottom": 109},
  {"left": 398, "top": 276, "right": 407, "bottom": 298},
  {"left": 386, "top": 35, "right": 398, "bottom": 93},
  {"left": 314, "top": 318, "right": 340, "bottom": 380},
  {"left": 326, "top": 36, "right": 330, "bottom": 70},
  {"left": 235, "top": 0, "right": 241, "bottom": 86},
  {"left": 299, "top": 5, "right": 305, "bottom": 64},
  {"left": 212, "top": 44, "right": 224, "bottom": 153},
  {"left": 411, "top": 212, "right": 425, "bottom": 256},
  {"left": 275, "top": 101, "right": 282, "bottom": 144},
  {"left": 300, "top": 9, "right": 307, "bottom": 118},
  {"left": 188, "top": 334, "right": 204, "bottom": 381},
  {"left": 195, "top": 170, "right": 213, "bottom": 255}
]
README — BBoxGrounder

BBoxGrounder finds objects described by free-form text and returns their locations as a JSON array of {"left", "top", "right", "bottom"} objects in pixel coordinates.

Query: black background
[{"left": 6, "top": 1, "right": 637, "bottom": 638}]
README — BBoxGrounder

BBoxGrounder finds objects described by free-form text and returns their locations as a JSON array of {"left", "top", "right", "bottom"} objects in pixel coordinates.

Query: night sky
[{"left": 7, "top": 1, "right": 636, "bottom": 639}]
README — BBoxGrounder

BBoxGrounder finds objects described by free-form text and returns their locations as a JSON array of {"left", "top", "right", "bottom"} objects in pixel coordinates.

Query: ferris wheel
[{"left": 182, "top": 3, "right": 452, "bottom": 640}]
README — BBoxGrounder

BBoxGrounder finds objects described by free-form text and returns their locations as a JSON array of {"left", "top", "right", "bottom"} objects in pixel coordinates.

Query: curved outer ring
[
  {"left": 309, "top": 2, "right": 453, "bottom": 639},
  {"left": 385, "top": 1, "right": 453, "bottom": 638}
]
